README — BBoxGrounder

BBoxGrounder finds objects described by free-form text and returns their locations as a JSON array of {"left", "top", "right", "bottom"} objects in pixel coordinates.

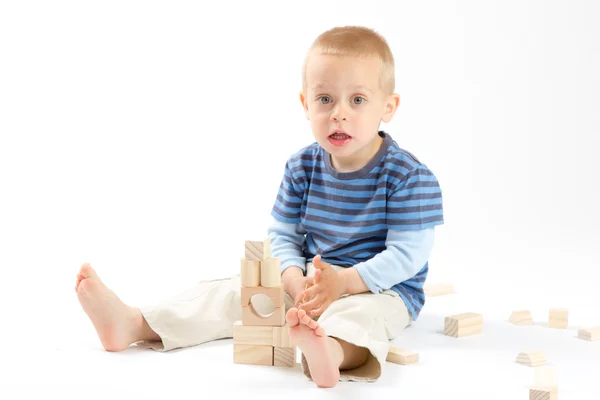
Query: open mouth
[
  {"left": 329, "top": 131, "right": 352, "bottom": 140},
  {"left": 328, "top": 131, "right": 352, "bottom": 146}
]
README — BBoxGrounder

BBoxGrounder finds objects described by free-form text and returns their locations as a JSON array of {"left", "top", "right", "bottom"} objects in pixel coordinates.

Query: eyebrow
[{"left": 312, "top": 84, "right": 374, "bottom": 94}]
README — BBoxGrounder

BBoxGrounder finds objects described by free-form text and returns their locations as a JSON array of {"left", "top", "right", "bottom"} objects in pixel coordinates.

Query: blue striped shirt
[{"left": 269, "top": 131, "right": 444, "bottom": 320}]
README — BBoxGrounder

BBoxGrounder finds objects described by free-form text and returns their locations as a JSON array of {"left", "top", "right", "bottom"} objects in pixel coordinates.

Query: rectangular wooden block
[
  {"left": 529, "top": 386, "right": 557, "bottom": 400},
  {"left": 509, "top": 310, "right": 533, "bottom": 325},
  {"left": 242, "top": 305, "right": 285, "bottom": 327},
  {"left": 232, "top": 321, "right": 274, "bottom": 346},
  {"left": 548, "top": 308, "right": 568, "bottom": 329},
  {"left": 233, "top": 343, "right": 273, "bottom": 366},
  {"left": 241, "top": 284, "right": 284, "bottom": 308},
  {"left": 273, "top": 324, "right": 292, "bottom": 347},
  {"left": 424, "top": 283, "right": 454, "bottom": 297},
  {"left": 386, "top": 347, "right": 419, "bottom": 365},
  {"left": 273, "top": 346, "right": 296, "bottom": 367},
  {"left": 578, "top": 326, "right": 600, "bottom": 341},
  {"left": 245, "top": 239, "right": 270, "bottom": 261},
  {"left": 444, "top": 312, "right": 483, "bottom": 337}
]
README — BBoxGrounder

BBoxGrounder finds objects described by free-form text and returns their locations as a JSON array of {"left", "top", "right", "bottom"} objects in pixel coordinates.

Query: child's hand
[
  {"left": 298, "top": 254, "right": 345, "bottom": 317},
  {"left": 288, "top": 276, "right": 315, "bottom": 306}
]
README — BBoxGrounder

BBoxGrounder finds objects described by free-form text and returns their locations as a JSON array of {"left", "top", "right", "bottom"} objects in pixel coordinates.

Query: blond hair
[{"left": 302, "top": 26, "right": 395, "bottom": 95}]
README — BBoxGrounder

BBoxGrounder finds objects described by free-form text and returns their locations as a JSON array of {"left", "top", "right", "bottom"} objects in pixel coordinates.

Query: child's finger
[
  {"left": 299, "top": 285, "right": 318, "bottom": 301},
  {"left": 313, "top": 268, "right": 322, "bottom": 283},
  {"left": 310, "top": 303, "right": 327, "bottom": 317},
  {"left": 298, "top": 295, "right": 321, "bottom": 313},
  {"left": 313, "top": 255, "right": 329, "bottom": 270}
]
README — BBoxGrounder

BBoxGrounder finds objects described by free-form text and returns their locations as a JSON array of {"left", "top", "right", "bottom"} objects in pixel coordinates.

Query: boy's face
[{"left": 300, "top": 53, "right": 400, "bottom": 171}]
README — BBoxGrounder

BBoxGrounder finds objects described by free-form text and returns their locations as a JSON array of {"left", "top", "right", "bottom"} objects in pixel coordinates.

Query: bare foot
[
  {"left": 76, "top": 263, "right": 149, "bottom": 352},
  {"left": 286, "top": 307, "right": 341, "bottom": 388}
]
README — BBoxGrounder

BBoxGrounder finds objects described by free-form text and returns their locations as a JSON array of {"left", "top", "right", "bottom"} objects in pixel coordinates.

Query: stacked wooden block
[{"left": 233, "top": 238, "right": 296, "bottom": 367}]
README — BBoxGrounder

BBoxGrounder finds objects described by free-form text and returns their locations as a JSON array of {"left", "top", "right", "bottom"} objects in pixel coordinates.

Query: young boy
[{"left": 75, "top": 25, "right": 444, "bottom": 388}]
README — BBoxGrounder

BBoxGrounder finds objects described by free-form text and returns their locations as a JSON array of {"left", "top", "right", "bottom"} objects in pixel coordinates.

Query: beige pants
[{"left": 137, "top": 263, "right": 412, "bottom": 382}]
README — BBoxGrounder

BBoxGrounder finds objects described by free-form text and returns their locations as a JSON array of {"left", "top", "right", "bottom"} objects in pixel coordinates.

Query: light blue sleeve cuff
[
  {"left": 267, "top": 217, "right": 307, "bottom": 274},
  {"left": 354, "top": 227, "right": 435, "bottom": 293}
]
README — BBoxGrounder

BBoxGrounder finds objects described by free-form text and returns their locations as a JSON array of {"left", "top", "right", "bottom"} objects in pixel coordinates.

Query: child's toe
[{"left": 286, "top": 307, "right": 300, "bottom": 326}]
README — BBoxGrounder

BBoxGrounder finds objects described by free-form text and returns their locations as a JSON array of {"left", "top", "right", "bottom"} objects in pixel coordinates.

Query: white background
[{"left": 0, "top": 0, "right": 599, "bottom": 399}]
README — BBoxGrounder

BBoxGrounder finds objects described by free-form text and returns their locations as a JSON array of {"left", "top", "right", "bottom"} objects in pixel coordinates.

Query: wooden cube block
[
  {"left": 242, "top": 305, "right": 285, "bottom": 327},
  {"left": 273, "top": 324, "right": 292, "bottom": 347},
  {"left": 386, "top": 347, "right": 419, "bottom": 365},
  {"left": 245, "top": 239, "right": 270, "bottom": 261},
  {"left": 444, "top": 312, "right": 483, "bottom": 337},
  {"left": 516, "top": 351, "right": 547, "bottom": 367},
  {"left": 241, "top": 284, "right": 284, "bottom": 308},
  {"left": 240, "top": 258, "right": 260, "bottom": 287},
  {"left": 274, "top": 346, "right": 296, "bottom": 367},
  {"left": 260, "top": 257, "right": 281, "bottom": 287},
  {"left": 233, "top": 343, "right": 273, "bottom": 366},
  {"left": 578, "top": 326, "right": 600, "bottom": 341},
  {"left": 529, "top": 386, "right": 557, "bottom": 400},
  {"left": 509, "top": 310, "right": 533, "bottom": 325},
  {"left": 232, "top": 321, "right": 274, "bottom": 346},
  {"left": 548, "top": 308, "right": 568, "bottom": 329},
  {"left": 423, "top": 283, "right": 454, "bottom": 297}
]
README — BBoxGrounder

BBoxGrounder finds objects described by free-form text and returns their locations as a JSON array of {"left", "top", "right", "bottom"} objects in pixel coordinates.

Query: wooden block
[
  {"left": 516, "top": 351, "right": 547, "bottom": 367},
  {"left": 444, "top": 312, "right": 483, "bottom": 337},
  {"left": 241, "top": 284, "right": 284, "bottom": 308},
  {"left": 273, "top": 324, "right": 292, "bottom": 347},
  {"left": 509, "top": 310, "right": 533, "bottom": 325},
  {"left": 242, "top": 305, "right": 285, "bottom": 327},
  {"left": 548, "top": 308, "right": 568, "bottom": 329},
  {"left": 260, "top": 257, "right": 282, "bottom": 287},
  {"left": 233, "top": 343, "right": 273, "bottom": 366},
  {"left": 232, "top": 321, "right": 274, "bottom": 346},
  {"left": 534, "top": 366, "right": 557, "bottom": 388},
  {"left": 386, "top": 347, "right": 419, "bottom": 365},
  {"left": 274, "top": 346, "right": 296, "bottom": 367},
  {"left": 423, "top": 283, "right": 454, "bottom": 297},
  {"left": 529, "top": 386, "right": 557, "bottom": 400},
  {"left": 245, "top": 239, "right": 270, "bottom": 261},
  {"left": 240, "top": 258, "right": 260, "bottom": 287},
  {"left": 578, "top": 326, "right": 600, "bottom": 341}
]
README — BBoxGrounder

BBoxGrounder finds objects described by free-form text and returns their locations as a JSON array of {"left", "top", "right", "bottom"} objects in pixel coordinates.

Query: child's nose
[{"left": 331, "top": 105, "right": 348, "bottom": 121}]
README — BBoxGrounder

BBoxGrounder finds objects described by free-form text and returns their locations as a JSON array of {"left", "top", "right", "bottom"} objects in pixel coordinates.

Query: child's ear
[
  {"left": 299, "top": 91, "right": 310, "bottom": 120},
  {"left": 381, "top": 93, "right": 400, "bottom": 123}
]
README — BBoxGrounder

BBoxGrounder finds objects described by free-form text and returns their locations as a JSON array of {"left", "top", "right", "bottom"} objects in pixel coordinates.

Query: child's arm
[
  {"left": 267, "top": 217, "right": 307, "bottom": 274},
  {"left": 268, "top": 217, "right": 310, "bottom": 301},
  {"left": 350, "top": 228, "right": 435, "bottom": 295}
]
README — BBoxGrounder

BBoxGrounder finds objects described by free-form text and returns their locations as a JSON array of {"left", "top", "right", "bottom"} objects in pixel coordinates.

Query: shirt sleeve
[
  {"left": 386, "top": 165, "right": 444, "bottom": 230},
  {"left": 267, "top": 217, "right": 307, "bottom": 274},
  {"left": 271, "top": 160, "right": 306, "bottom": 224},
  {"left": 353, "top": 228, "right": 435, "bottom": 293}
]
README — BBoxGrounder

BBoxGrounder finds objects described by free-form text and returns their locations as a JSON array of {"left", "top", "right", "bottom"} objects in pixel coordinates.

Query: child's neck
[{"left": 330, "top": 134, "right": 384, "bottom": 173}]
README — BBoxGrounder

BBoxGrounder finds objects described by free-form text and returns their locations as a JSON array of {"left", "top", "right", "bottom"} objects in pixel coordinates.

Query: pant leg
[
  {"left": 300, "top": 263, "right": 412, "bottom": 382},
  {"left": 136, "top": 274, "right": 294, "bottom": 352},
  {"left": 136, "top": 274, "right": 244, "bottom": 352}
]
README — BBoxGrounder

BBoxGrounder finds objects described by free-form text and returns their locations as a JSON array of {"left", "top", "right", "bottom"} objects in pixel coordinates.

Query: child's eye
[
  {"left": 317, "top": 96, "right": 332, "bottom": 104},
  {"left": 353, "top": 96, "right": 366, "bottom": 105}
]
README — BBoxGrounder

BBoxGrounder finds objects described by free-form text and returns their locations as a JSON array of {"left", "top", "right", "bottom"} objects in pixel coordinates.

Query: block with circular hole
[
  {"left": 242, "top": 304, "right": 285, "bottom": 327},
  {"left": 241, "top": 284, "right": 284, "bottom": 308}
]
